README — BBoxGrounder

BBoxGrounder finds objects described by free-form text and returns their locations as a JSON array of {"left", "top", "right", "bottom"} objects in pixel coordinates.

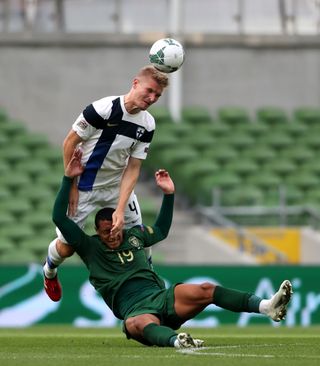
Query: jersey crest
[
  {"left": 136, "top": 126, "right": 145, "bottom": 139},
  {"left": 128, "top": 236, "right": 141, "bottom": 248}
]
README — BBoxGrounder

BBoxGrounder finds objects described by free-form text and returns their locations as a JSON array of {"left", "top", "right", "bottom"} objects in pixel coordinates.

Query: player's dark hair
[{"left": 95, "top": 207, "right": 115, "bottom": 228}]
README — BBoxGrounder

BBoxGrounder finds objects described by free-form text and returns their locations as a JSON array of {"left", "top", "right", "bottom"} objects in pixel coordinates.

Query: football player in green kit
[{"left": 52, "top": 149, "right": 292, "bottom": 349}]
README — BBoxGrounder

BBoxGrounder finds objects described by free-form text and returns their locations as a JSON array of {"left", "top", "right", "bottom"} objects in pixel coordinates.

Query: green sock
[
  {"left": 213, "top": 286, "right": 262, "bottom": 313},
  {"left": 142, "top": 323, "right": 177, "bottom": 347}
]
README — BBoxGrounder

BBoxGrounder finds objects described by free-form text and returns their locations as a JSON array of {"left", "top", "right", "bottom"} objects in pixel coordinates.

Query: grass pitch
[{"left": 1, "top": 326, "right": 319, "bottom": 366}]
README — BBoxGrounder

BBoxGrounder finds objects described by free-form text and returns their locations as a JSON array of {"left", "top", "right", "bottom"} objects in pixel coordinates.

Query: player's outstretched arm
[{"left": 155, "top": 169, "right": 175, "bottom": 194}]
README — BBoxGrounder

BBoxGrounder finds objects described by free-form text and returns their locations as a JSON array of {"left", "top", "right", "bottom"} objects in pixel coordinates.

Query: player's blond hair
[{"left": 137, "top": 65, "right": 169, "bottom": 88}]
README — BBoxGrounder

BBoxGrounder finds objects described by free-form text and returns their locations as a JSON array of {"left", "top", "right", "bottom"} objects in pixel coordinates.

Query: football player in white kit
[{"left": 43, "top": 65, "right": 169, "bottom": 301}]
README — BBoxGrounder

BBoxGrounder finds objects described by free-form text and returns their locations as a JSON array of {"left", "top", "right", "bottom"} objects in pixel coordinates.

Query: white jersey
[{"left": 72, "top": 95, "right": 155, "bottom": 191}]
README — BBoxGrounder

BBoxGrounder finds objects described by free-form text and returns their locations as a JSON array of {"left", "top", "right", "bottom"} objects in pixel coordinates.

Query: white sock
[
  {"left": 259, "top": 299, "right": 271, "bottom": 315},
  {"left": 43, "top": 239, "right": 65, "bottom": 279}
]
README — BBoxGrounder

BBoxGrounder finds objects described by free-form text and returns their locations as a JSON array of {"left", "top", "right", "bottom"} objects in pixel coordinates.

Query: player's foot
[
  {"left": 174, "top": 333, "right": 204, "bottom": 349},
  {"left": 44, "top": 274, "right": 62, "bottom": 302},
  {"left": 267, "top": 280, "right": 293, "bottom": 322}
]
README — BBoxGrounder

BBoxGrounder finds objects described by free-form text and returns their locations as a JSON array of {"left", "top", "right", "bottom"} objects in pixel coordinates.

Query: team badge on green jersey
[{"left": 128, "top": 236, "right": 140, "bottom": 248}]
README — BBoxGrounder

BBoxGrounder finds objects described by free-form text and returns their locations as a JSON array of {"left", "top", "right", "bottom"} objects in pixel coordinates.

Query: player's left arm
[
  {"left": 111, "top": 156, "right": 142, "bottom": 236},
  {"left": 142, "top": 169, "right": 175, "bottom": 247}
]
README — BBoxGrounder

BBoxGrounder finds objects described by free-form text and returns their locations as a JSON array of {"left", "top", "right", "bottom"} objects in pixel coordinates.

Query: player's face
[
  {"left": 96, "top": 220, "right": 123, "bottom": 249},
  {"left": 133, "top": 76, "right": 163, "bottom": 110}
]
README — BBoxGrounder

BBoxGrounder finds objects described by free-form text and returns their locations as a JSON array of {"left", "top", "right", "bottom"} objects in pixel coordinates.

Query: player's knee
[
  {"left": 125, "top": 317, "right": 143, "bottom": 337},
  {"left": 56, "top": 240, "right": 75, "bottom": 257}
]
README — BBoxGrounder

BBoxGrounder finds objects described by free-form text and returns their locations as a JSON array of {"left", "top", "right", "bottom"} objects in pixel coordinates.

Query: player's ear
[{"left": 132, "top": 78, "right": 139, "bottom": 89}]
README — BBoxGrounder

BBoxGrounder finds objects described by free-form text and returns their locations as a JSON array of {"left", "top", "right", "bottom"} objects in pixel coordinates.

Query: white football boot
[
  {"left": 174, "top": 333, "right": 204, "bottom": 349},
  {"left": 266, "top": 280, "right": 293, "bottom": 322}
]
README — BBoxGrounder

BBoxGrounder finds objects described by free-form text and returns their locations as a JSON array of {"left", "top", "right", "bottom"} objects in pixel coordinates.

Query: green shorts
[{"left": 113, "top": 278, "right": 183, "bottom": 330}]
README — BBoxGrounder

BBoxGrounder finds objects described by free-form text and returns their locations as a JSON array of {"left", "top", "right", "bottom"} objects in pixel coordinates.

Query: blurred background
[{"left": 1, "top": 0, "right": 320, "bottom": 327}]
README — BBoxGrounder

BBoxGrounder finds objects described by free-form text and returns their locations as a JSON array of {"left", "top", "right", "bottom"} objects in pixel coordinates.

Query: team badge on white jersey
[{"left": 136, "top": 127, "right": 145, "bottom": 139}]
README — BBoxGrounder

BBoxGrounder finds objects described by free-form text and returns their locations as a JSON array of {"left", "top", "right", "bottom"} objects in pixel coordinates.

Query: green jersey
[{"left": 53, "top": 176, "right": 174, "bottom": 316}]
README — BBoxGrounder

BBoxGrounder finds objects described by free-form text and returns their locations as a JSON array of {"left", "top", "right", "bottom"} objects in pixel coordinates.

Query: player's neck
[{"left": 124, "top": 94, "right": 140, "bottom": 115}]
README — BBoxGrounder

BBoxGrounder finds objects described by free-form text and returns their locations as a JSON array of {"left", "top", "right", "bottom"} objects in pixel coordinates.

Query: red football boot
[{"left": 44, "top": 274, "right": 62, "bottom": 302}]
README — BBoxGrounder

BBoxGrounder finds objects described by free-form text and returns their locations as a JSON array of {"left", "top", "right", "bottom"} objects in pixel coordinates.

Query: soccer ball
[{"left": 149, "top": 38, "right": 185, "bottom": 73}]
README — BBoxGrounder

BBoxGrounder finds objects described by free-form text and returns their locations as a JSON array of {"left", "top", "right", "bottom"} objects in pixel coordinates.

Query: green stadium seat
[
  {"left": 0, "top": 160, "right": 9, "bottom": 175},
  {"left": 148, "top": 106, "right": 174, "bottom": 124},
  {"left": 0, "top": 108, "right": 8, "bottom": 123},
  {"left": 285, "top": 172, "right": 319, "bottom": 191},
  {"left": 219, "top": 132, "right": 255, "bottom": 151},
  {"left": 0, "top": 223, "right": 34, "bottom": 244},
  {"left": 206, "top": 121, "right": 231, "bottom": 137},
  {"left": 0, "top": 186, "right": 11, "bottom": 201},
  {"left": 203, "top": 144, "right": 238, "bottom": 165},
  {"left": 0, "top": 146, "right": 30, "bottom": 165},
  {"left": 304, "top": 187, "right": 320, "bottom": 206},
  {"left": 34, "top": 146, "right": 62, "bottom": 167},
  {"left": 256, "top": 107, "right": 288, "bottom": 125},
  {"left": 157, "top": 121, "right": 193, "bottom": 138},
  {"left": 17, "top": 185, "right": 54, "bottom": 207},
  {"left": 0, "top": 247, "right": 39, "bottom": 264},
  {"left": 297, "top": 133, "right": 320, "bottom": 151},
  {"left": 257, "top": 132, "right": 293, "bottom": 151},
  {"left": 280, "top": 146, "right": 314, "bottom": 165},
  {"left": 0, "top": 238, "right": 15, "bottom": 254},
  {"left": 302, "top": 158, "right": 320, "bottom": 177},
  {"left": 241, "top": 145, "right": 276, "bottom": 164},
  {"left": 175, "top": 159, "right": 219, "bottom": 182},
  {"left": 235, "top": 121, "right": 269, "bottom": 137},
  {"left": 150, "top": 132, "right": 178, "bottom": 152},
  {"left": 22, "top": 212, "right": 53, "bottom": 232},
  {"left": 220, "top": 185, "right": 263, "bottom": 206},
  {"left": 262, "top": 185, "right": 304, "bottom": 206},
  {"left": 0, "top": 120, "right": 27, "bottom": 137},
  {"left": 195, "top": 172, "right": 242, "bottom": 205},
  {"left": 294, "top": 107, "right": 320, "bottom": 125},
  {"left": 182, "top": 106, "right": 212, "bottom": 124},
  {"left": 36, "top": 172, "right": 62, "bottom": 192},
  {"left": 158, "top": 147, "right": 199, "bottom": 171},
  {"left": 246, "top": 171, "right": 282, "bottom": 191},
  {"left": 139, "top": 199, "right": 158, "bottom": 226},
  {"left": 277, "top": 122, "right": 308, "bottom": 138},
  {"left": 218, "top": 106, "right": 250, "bottom": 125},
  {"left": 174, "top": 160, "right": 219, "bottom": 195},
  {"left": 225, "top": 158, "right": 259, "bottom": 179},
  {"left": 181, "top": 132, "right": 215, "bottom": 151},
  {"left": 0, "top": 172, "right": 32, "bottom": 192},
  {"left": 20, "top": 237, "right": 50, "bottom": 257},
  {"left": 281, "top": 186, "right": 305, "bottom": 205},
  {"left": 0, "top": 212, "right": 15, "bottom": 228},
  {"left": 16, "top": 159, "right": 51, "bottom": 180},
  {"left": 0, "top": 133, "right": 9, "bottom": 148},
  {"left": 264, "top": 159, "right": 297, "bottom": 178},
  {"left": 1, "top": 198, "right": 33, "bottom": 219},
  {"left": 13, "top": 133, "right": 50, "bottom": 152}
]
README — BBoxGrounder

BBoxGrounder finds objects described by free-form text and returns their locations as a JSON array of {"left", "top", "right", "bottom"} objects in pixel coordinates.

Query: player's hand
[
  {"left": 155, "top": 169, "right": 175, "bottom": 194},
  {"left": 65, "top": 148, "right": 84, "bottom": 178},
  {"left": 110, "top": 210, "right": 125, "bottom": 237}
]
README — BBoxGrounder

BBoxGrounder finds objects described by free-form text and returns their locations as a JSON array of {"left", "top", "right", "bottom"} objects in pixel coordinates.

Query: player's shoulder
[
  {"left": 92, "top": 96, "right": 119, "bottom": 118},
  {"left": 140, "top": 110, "right": 156, "bottom": 132},
  {"left": 129, "top": 224, "right": 155, "bottom": 236}
]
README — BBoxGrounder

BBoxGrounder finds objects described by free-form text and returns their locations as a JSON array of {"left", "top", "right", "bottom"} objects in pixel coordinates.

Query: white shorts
[{"left": 56, "top": 186, "right": 142, "bottom": 243}]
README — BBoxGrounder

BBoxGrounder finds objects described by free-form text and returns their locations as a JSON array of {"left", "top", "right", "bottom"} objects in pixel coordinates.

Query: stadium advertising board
[{"left": 0, "top": 264, "right": 319, "bottom": 327}]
